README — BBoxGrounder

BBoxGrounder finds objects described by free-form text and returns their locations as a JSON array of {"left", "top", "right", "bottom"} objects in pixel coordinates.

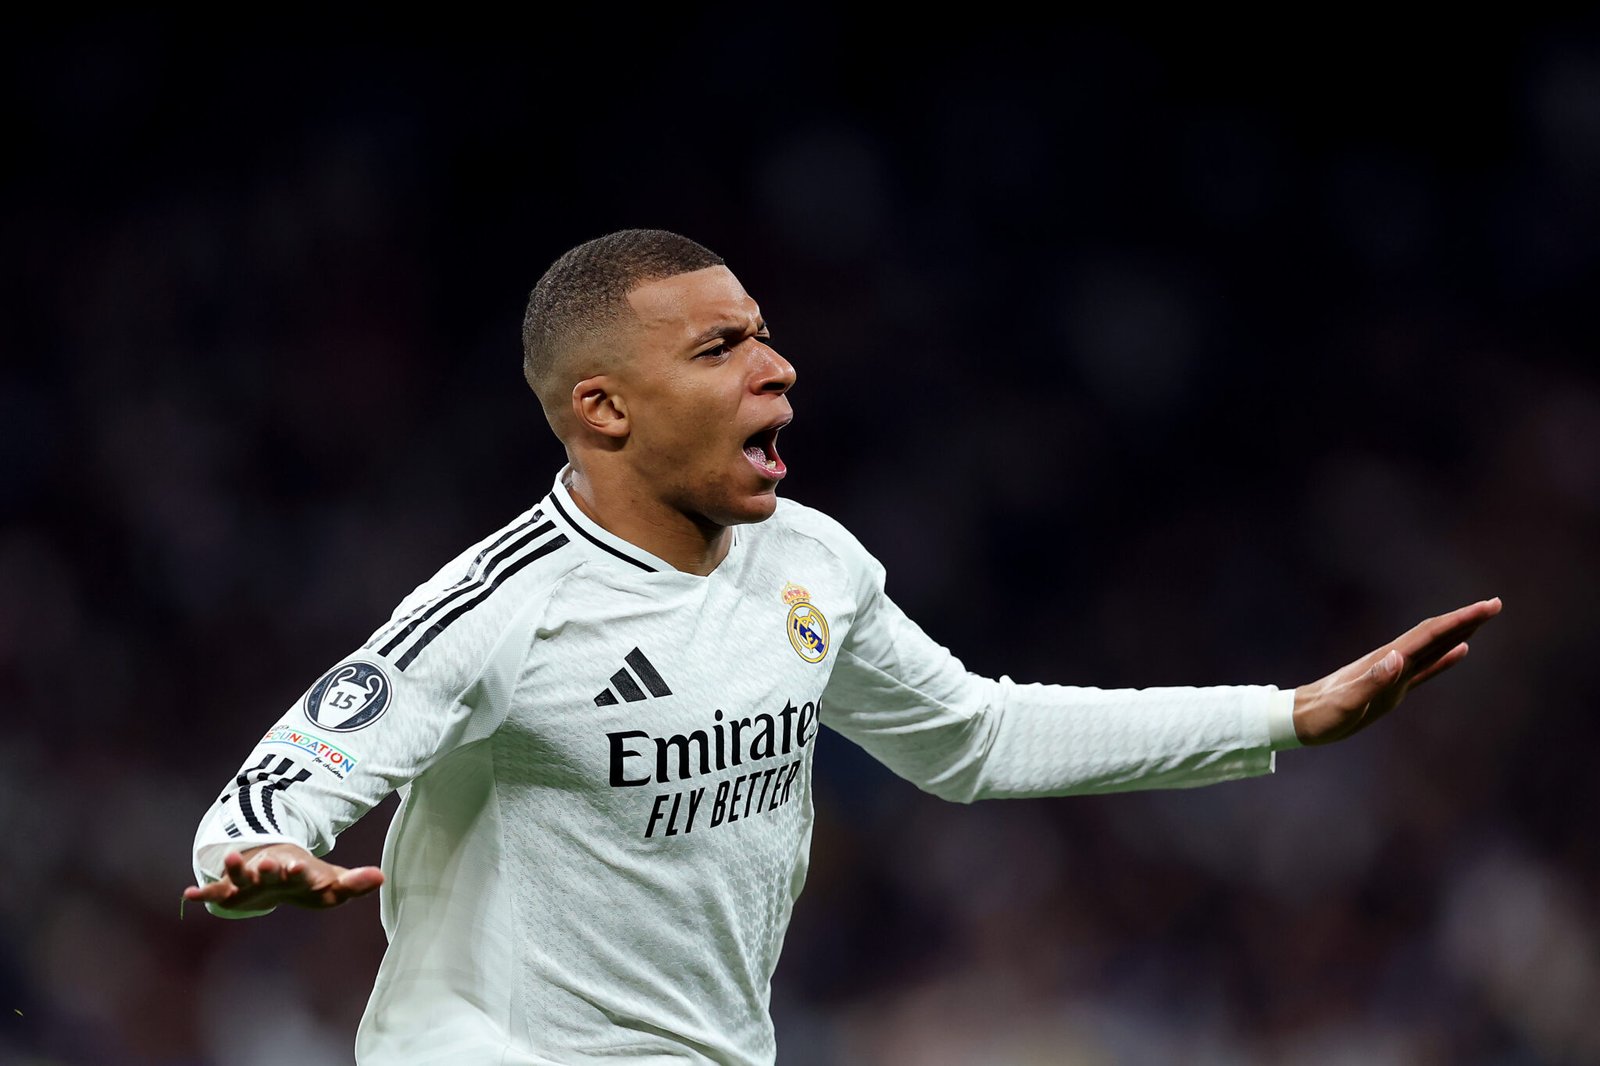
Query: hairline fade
[{"left": 521, "top": 229, "right": 726, "bottom": 415}]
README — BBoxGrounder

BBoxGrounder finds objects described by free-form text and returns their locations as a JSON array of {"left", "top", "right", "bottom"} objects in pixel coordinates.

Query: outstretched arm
[
  {"left": 184, "top": 843, "right": 383, "bottom": 913},
  {"left": 822, "top": 544, "right": 1503, "bottom": 800},
  {"left": 186, "top": 522, "right": 555, "bottom": 918},
  {"left": 186, "top": 643, "right": 506, "bottom": 919},
  {"left": 1292, "top": 596, "right": 1503, "bottom": 745}
]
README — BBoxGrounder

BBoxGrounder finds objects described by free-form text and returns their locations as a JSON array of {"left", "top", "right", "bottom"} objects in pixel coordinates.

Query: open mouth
[{"left": 742, "top": 422, "right": 788, "bottom": 480}]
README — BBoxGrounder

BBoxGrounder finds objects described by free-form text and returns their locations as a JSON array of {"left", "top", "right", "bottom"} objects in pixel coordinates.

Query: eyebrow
[{"left": 687, "top": 319, "right": 770, "bottom": 350}]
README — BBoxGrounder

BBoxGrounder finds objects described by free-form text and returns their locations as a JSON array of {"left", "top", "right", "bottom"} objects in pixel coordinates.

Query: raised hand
[
  {"left": 1292, "top": 597, "right": 1503, "bottom": 746},
  {"left": 183, "top": 843, "right": 384, "bottom": 913}
]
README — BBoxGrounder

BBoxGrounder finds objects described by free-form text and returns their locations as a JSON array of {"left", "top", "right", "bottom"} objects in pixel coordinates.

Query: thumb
[
  {"left": 336, "top": 866, "right": 385, "bottom": 896},
  {"left": 1365, "top": 649, "right": 1404, "bottom": 689}
]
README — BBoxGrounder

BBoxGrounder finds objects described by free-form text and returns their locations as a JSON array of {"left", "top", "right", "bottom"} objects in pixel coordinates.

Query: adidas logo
[{"left": 594, "top": 648, "right": 673, "bottom": 706}]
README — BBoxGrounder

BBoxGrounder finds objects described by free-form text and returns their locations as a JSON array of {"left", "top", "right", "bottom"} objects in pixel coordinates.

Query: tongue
[{"left": 744, "top": 444, "right": 765, "bottom": 463}]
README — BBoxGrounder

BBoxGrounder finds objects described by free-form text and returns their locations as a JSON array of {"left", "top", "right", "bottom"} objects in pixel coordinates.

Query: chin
[
  {"left": 698, "top": 484, "right": 780, "bottom": 528},
  {"left": 670, "top": 468, "right": 783, "bottom": 530},
  {"left": 721, "top": 490, "right": 780, "bottom": 526}
]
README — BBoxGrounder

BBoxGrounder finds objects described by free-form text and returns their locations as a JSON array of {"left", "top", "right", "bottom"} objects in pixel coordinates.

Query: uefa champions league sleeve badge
[
  {"left": 781, "top": 583, "right": 829, "bottom": 664},
  {"left": 304, "top": 661, "right": 393, "bottom": 731}
]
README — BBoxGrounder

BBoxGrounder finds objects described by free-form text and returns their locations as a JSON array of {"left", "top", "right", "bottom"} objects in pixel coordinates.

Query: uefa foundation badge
[{"left": 782, "top": 583, "right": 829, "bottom": 664}]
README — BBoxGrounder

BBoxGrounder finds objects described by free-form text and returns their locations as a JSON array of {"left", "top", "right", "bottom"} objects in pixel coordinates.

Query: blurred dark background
[{"left": 3, "top": 11, "right": 1598, "bottom": 1064}]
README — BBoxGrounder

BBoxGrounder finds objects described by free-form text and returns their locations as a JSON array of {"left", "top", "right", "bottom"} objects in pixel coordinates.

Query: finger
[
  {"left": 287, "top": 865, "right": 383, "bottom": 908},
  {"left": 283, "top": 860, "right": 331, "bottom": 894},
  {"left": 1398, "top": 611, "right": 1482, "bottom": 658},
  {"left": 1394, "top": 600, "right": 1497, "bottom": 650},
  {"left": 223, "top": 851, "right": 257, "bottom": 888},
  {"left": 1394, "top": 613, "right": 1490, "bottom": 672},
  {"left": 252, "top": 855, "right": 284, "bottom": 886},
  {"left": 1428, "top": 597, "right": 1503, "bottom": 631},
  {"left": 335, "top": 867, "right": 385, "bottom": 898},
  {"left": 1406, "top": 641, "right": 1468, "bottom": 688},
  {"left": 1405, "top": 622, "right": 1485, "bottom": 675},
  {"left": 1400, "top": 599, "right": 1502, "bottom": 656},
  {"left": 183, "top": 881, "right": 236, "bottom": 904}
]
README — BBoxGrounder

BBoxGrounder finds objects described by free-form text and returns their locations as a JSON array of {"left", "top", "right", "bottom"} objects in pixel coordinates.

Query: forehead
[{"left": 625, "top": 266, "right": 760, "bottom": 347}]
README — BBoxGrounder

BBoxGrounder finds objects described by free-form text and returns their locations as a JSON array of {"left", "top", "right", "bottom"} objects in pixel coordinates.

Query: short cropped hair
[{"left": 522, "top": 229, "right": 725, "bottom": 410}]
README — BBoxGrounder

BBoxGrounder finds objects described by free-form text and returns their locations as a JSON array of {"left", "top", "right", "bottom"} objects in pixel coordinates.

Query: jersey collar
[{"left": 546, "top": 466, "right": 742, "bottom": 577}]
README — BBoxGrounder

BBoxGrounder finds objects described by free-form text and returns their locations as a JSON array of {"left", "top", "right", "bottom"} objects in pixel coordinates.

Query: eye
[{"left": 696, "top": 331, "right": 773, "bottom": 360}]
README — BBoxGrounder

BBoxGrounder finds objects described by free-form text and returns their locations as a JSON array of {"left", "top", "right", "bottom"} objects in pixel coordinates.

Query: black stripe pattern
[
  {"left": 260, "top": 766, "right": 311, "bottom": 831},
  {"left": 368, "top": 508, "right": 550, "bottom": 651},
  {"left": 549, "top": 493, "right": 656, "bottom": 572},
  {"left": 226, "top": 756, "right": 310, "bottom": 834},
  {"left": 364, "top": 508, "right": 570, "bottom": 672},
  {"left": 610, "top": 668, "right": 646, "bottom": 703},
  {"left": 393, "top": 534, "right": 568, "bottom": 670},
  {"left": 379, "top": 520, "right": 557, "bottom": 657},
  {"left": 593, "top": 647, "right": 673, "bottom": 706},
  {"left": 624, "top": 647, "right": 672, "bottom": 697}
]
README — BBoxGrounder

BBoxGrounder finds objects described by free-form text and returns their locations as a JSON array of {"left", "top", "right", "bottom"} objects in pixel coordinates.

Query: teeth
[{"left": 744, "top": 441, "right": 781, "bottom": 473}]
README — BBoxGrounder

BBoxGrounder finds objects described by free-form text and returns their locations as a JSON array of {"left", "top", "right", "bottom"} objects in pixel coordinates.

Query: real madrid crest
[{"left": 782, "top": 582, "right": 829, "bottom": 664}]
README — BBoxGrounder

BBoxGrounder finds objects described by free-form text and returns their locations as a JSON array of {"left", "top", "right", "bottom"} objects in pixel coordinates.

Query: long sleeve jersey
[{"left": 192, "top": 468, "right": 1297, "bottom": 1065}]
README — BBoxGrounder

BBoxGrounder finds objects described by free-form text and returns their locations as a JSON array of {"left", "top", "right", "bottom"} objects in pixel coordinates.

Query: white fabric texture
[{"left": 192, "top": 468, "right": 1290, "bottom": 1065}]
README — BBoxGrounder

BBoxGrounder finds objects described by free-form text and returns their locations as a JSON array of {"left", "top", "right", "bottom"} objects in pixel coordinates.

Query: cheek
[
  {"left": 647, "top": 388, "right": 737, "bottom": 446},
  {"left": 635, "top": 398, "right": 724, "bottom": 464}
]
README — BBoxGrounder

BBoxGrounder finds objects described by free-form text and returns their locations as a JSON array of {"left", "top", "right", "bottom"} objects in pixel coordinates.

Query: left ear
[{"left": 572, "top": 375, "right": 629, "bottom": 439}]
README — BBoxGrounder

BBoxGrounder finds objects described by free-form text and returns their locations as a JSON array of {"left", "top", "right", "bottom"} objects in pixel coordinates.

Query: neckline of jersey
[{"left": 546, "top": 466, "right": 742, "bottom": 579}]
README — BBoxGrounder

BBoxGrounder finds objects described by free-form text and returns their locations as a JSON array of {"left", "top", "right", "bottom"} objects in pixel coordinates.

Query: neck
[{"left": 563, "top": 466, "right": 732, "bottom": 577}]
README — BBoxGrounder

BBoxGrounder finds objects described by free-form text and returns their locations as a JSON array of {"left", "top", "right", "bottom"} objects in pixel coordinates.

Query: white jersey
[{"left": 192, "top": 468, "right": 1295, "bottom": 1065}]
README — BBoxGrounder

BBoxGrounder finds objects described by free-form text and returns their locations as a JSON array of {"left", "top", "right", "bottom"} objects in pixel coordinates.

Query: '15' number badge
[{"left": 305, "top": 661, "right": 392, "bottom": 731}]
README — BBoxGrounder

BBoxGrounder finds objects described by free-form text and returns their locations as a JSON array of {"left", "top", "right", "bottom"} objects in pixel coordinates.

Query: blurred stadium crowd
[{"left": 3, "top": 14, "right": 1598, "bottom": 1065}]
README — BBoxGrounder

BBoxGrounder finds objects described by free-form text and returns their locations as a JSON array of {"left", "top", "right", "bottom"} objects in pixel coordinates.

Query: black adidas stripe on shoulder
[
  {"left": 386, "top": 528, "right": 570, "bottom": 672},
  {"left": 378, "top": 518, "right": 556, "bottom": 657},
  {"left": 548, "top": 493, "right": 657, "bottom": 573},
  {"left": 368, "top": 508, "right": 552, "bottom": 651}
]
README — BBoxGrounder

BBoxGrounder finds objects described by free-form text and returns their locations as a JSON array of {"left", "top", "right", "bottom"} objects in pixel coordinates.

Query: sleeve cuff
[
  {"left": 1267, "top": 686, "right": 1301, "bottom": 750},
  {"left": 194, "top": 834, "right": 302, "bottom": 883}
]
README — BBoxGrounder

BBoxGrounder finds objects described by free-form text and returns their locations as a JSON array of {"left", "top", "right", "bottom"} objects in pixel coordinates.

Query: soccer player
[{"left": 185, "top": 230, "right": 1502, "bottom": 1065}]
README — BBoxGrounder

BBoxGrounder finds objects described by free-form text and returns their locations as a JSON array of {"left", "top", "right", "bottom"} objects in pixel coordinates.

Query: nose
[{"left": 751, "top": 341, "right": 796, "bottom": 394}]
